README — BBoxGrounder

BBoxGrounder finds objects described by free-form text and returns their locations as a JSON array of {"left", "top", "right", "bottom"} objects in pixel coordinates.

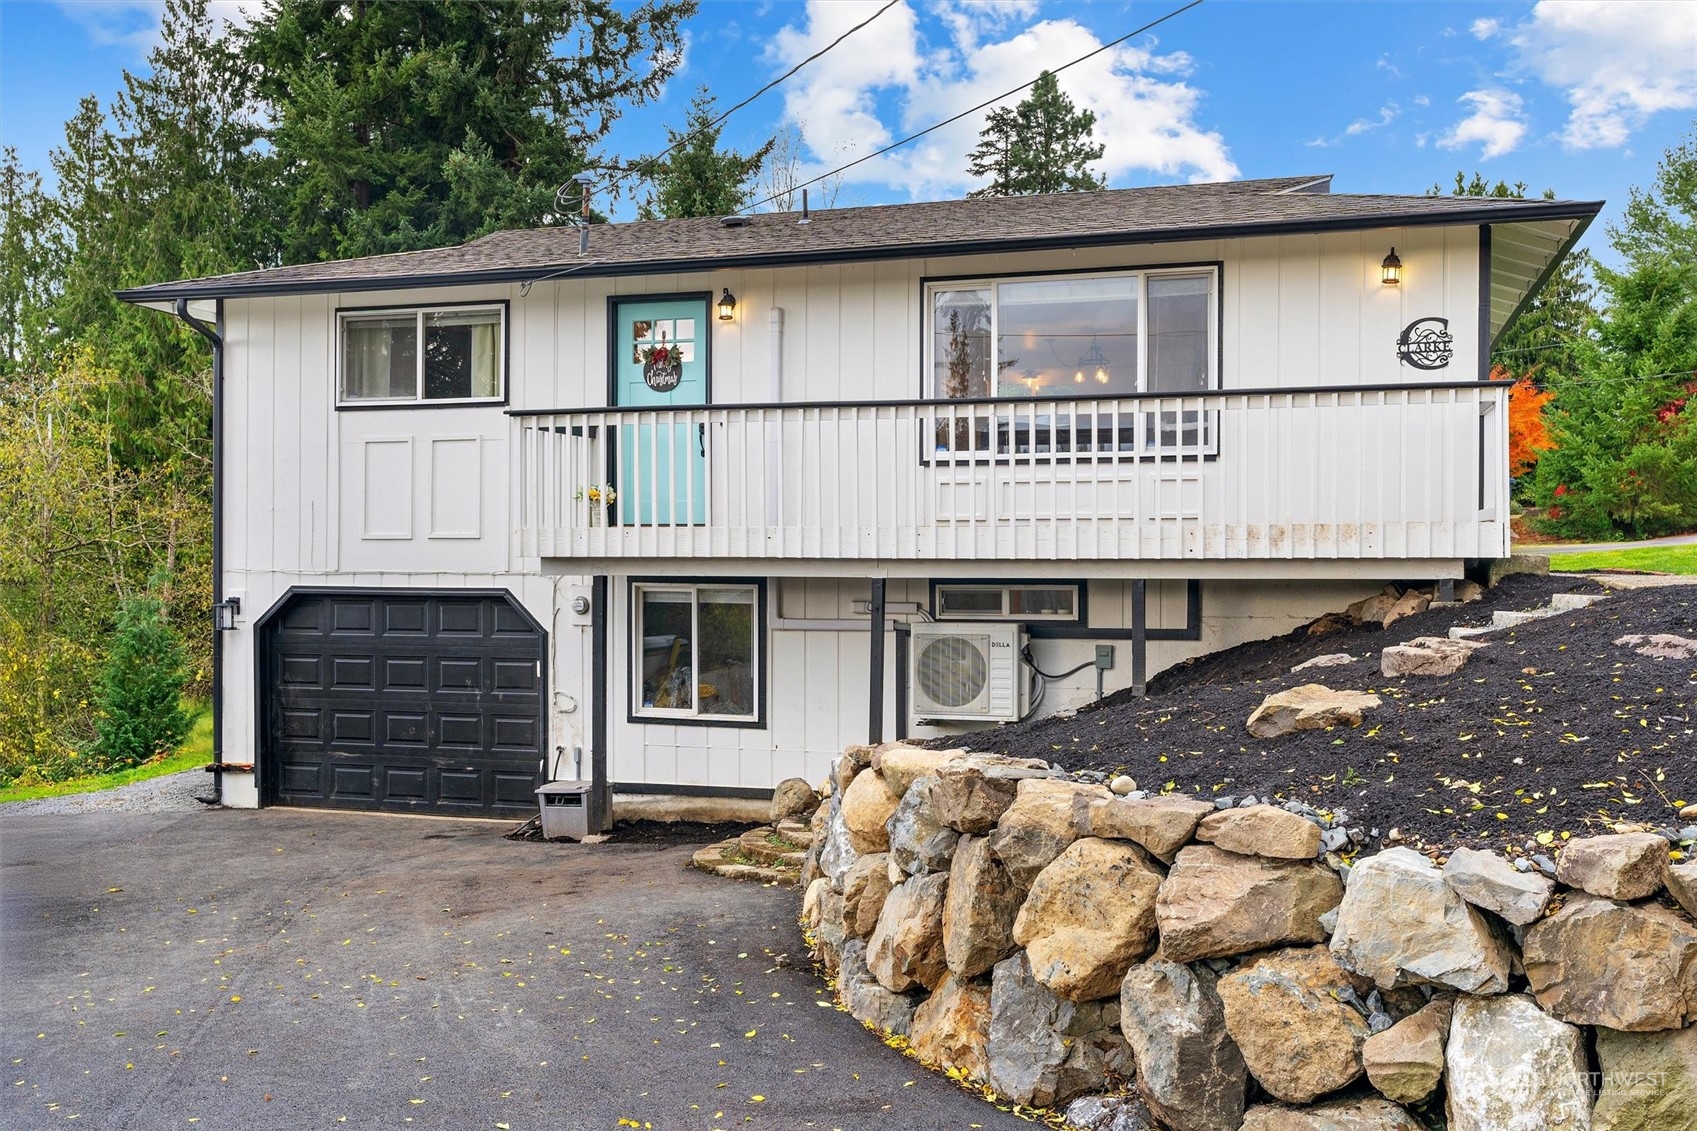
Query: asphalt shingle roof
[{"left": 117, "top": 175, "right": 1602, "bottom": 302}]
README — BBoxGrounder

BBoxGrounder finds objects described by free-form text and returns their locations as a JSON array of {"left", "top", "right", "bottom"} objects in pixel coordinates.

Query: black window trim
[
  {"left": 931, "top": 580, "right": 1085, "bottom": 623},
  {"left": 626, "top": 576, "right": 768, "bottom": 729},
  {"left": 335, "top": 299, "right": 511, "bottom": 410}
]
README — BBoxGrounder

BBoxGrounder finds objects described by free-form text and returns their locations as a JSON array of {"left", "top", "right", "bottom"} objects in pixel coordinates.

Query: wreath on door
[{"left": 641, "top": 343, "right": 684, "bottom": 392}]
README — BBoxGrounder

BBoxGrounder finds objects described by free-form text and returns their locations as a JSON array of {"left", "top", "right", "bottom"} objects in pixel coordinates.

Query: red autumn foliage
[{"left": 1491, "top": 365, "right": 1555, "bottom": 477}]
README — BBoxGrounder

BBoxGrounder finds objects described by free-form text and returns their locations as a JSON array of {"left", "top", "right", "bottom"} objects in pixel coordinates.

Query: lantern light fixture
[
  {"left": 717, "top": 288, "right": 737, "bottom": 321},
  {"left": 1381, "top": 247, "right": 1403, "bottom": 286},
  {"left": 213, "top": 596, "right": 241, "bottom": 632}
]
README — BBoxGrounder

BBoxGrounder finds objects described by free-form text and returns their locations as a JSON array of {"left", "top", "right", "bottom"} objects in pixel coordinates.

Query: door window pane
[
  {"left": 639, "top": 589, "right": 694, "bottom": 711},
  {"left": 1147, "top": 274, "right": 1211, "bottom": 393},
  {"left": 343, "top": 316, "right": 417, "bottom": 400},
  {"left": 424, "top": 310, "right": 501, "bottom": 400},
  {"left": 997, "top": 276, "right": 1138, "bottom": 397},
  {"left": 933, "top": 288, "right": 992, "bottom": 399},
  {"left": 697, "top": 588, "right": 755, "bottom": 717}
]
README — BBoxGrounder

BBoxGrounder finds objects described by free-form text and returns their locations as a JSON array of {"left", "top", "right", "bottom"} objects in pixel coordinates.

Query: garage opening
[{"left": 258, "top": 590, "right": 546, "bottom": 816}]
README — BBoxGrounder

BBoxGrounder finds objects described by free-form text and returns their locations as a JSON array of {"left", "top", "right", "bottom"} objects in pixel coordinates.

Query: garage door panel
[{"left": 263, "top": 592, "right": 544, "bottom": 816}]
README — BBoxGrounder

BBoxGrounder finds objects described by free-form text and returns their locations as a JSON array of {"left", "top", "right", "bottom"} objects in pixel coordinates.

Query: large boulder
[
  {"left": 874, "top": 745, "right": 952, "bottom": 797},
  {"left": 1592, "top": 1025, "right": 1697, "bottom": 1131},
  {"left": 841, "top": 852, "right": 894, "bottom": 940},
  {"left": 1217, "top": 946, "right": 1372, "bottom": 1105},
  {"left": 1088, "top": 795, "right": 1215, "bottom": 861},
  {"left": 866, "top": 872, "right": 949, "bottom": 993},
  {"left": 839, "top": 768, "right": 903, "bottom": 854},
  {"left": 1379, "top": 636, "right": 1485, "bottom": 678},
  {"left": 817, "top": 797, "right": 860, "bottom": 890},
  {"left": 1669, "top": 860, "right": 1697, "bottom": 919},
  {"left": 985, "top": 953, "right": 1133, "bottom": 1108},
  {"left": 1445, "top": 994, "right": 1591, "bottom": 1131},
  {"left": 1361, "top": 997, "right": 1452, "bottom": 1105},
  {"left": 1555, "top": 833, "right": 1670, "bottom": 900},
  {"left": 1523, "top": 893, "right": 1697, "bottom": 1031},
  {"left": 1240, "top": 1099, "right": 1425, "bottom": 1131},
  {"left": 942, "top": 834, "right": 1019, "bottom": 979},
  {"left": 1012, "top": 838, "right": 1164, "bottom": 1001},
  {"left": 832, "top": 744, "right": 873, "bottom": 795},
  {"left": 1443, "top": 847, "right": 1554, "bottom": 925},
  {"left": 987, "top": 777, "right": 1109, "bottom": 894},
  {"left": 929, "top": 753, "right": 1053, "bottom": 834},
  {"left": 1156, "top": 845, "right": 1342, "bottom": 962},
  {"left": 1246, "top": 684, "right": 1381, "bottom": 739},
  {"left": 1118, "top": 960, "right": 1247, "bottom": 1131},
  {"left": 1329, "top": 847, "right": 1512, "bottom": 994},
  {"left": 909, "top": 972, "right": 992, "bottom": 1082},
  {"left": 770, "top": 777, "right": 820, "bottom": 823},
  {"left": 1195, "top": 805, "right": 1323, "bottom": 860},
  {"left": 1064, "top": 1095, "right": 1161, "bottom": 1131},
  {"left": 838, "top": 939, "right": 921, "bottom": 1036},
  {"left": 814, "top": 885, "right": 848, "bottom": 974},
  {"left": 886, "top": 774, "right": 960, "bottom": 876}
]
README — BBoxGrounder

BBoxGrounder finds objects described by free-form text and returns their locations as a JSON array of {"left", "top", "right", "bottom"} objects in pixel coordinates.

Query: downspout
[
  {"left": 175, "top": 298, "right": 225, "bottom": 805},
  {"left": 766, "top": 307, "right": 783, "bottom": 527}
]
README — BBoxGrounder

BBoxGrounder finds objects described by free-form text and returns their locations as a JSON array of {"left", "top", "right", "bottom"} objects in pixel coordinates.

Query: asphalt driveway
[{"left": 1, "top": 807, "right": 1024, "bottom": 1130}]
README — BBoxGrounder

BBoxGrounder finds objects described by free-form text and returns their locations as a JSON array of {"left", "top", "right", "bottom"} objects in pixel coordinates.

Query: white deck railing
[{"left": 511, "top": 383, "right": 1509, "bottom": 562}]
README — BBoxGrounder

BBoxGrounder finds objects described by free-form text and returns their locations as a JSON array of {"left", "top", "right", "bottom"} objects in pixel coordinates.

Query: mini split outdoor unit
[{"left": 910, "top": 621, "right": 1030, "bottom": 724}]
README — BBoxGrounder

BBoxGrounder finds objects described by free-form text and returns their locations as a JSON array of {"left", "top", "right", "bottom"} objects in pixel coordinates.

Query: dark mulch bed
[
  {"left": 946, "top": 574, "right": 1697, "bottom": 854},
  {"left": 605, "top": 819, "right": 764, "bottom": 847}
]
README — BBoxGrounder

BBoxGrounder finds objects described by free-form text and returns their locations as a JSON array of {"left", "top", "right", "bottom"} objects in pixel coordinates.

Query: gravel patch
[{"left": 0, "top": 769, "right": 212, "bottom": 817}]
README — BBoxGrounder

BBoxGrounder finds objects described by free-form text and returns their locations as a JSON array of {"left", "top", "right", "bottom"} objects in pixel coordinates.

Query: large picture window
[
  {"left": 926, "top": 267, "right": 1216, "bottom": 400},
  {"left": 340, "top": 305, "right": 505, "bottom": 405},
  {"left": 633, "top": 583, "right": 761, "bottom": 723}
]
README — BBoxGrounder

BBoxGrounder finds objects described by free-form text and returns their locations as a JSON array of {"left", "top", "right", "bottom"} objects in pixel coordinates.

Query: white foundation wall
[{"left": 602, "top": 574, "right": 1389, "bottom": 792}]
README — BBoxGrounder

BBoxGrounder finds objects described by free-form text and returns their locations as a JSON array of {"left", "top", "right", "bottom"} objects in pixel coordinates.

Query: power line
[
  {"left": 601, "top": 0, "right": 901, "bottom": 198},
  {"left": 735, "top": 0, "right": 1208, "bottom": 215}
]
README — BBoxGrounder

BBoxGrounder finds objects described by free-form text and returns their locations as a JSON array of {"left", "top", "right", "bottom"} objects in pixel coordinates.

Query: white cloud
[
  {"left": 1507, "top": 0, "right": 1697, "bottom": 149},
  {"left": 56, "top": 1, "right": 253, "bottom": 56},
  {"left": 1345, "top": 103, "right": 1399, "bottom": 137},
  {"left": 1438, "top": 88, "right": 1528, "bottom": 159},
  {"left": 768, "top": 0, "right": 1235, "bottom": 200},
  {"left": 1470, "top": 18, "right": 1500, "bottom": 41}
]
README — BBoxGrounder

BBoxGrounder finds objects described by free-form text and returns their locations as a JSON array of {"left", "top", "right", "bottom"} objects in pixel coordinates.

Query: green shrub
[{"left": 91, "top": 598, "right": 191, "bottom": 773}]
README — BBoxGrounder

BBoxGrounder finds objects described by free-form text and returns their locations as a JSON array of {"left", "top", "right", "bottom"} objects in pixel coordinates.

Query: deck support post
[
  {"left": 590, "top": 575, "right": 611, "bottom": 831},
  {"left": 1132, "top": 579, "right": 1148, "bottom": 698},
  {"left": 893, "top": 623, "right": 910, "bottom": 741},
  {"left": 868, "top": 578, "right": 886, "bottom": 744}
]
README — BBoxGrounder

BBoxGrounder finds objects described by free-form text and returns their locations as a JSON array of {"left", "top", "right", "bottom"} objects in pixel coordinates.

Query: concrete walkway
[
  {"left": 2, "top": 807, "right": 1027, "bottom": 1131},
  {"left": 1533, "top": 532, "right": 1697, "bottom": 554}
]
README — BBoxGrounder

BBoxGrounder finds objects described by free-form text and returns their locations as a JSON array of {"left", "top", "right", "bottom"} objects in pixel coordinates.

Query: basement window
[
  {"left": 339, "top": 304, "right": 506, "bottom": 406},
  {"left": 935, "top": 583, "right": 1080, "bottom": 622},
  {"left": 632, "top": 582, "right": 763, "bottom": 725}
]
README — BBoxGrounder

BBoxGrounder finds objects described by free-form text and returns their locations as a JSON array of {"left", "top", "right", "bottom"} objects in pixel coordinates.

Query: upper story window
[
  {"left": 926, "top": 267, "right": 1217, "bottom": 400},
  {"left": 339, "top": 304, "right": 505, "bottom": 406}
]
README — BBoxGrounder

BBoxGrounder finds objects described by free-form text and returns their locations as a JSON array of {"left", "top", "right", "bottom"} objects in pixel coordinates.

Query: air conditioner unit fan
[{"left": 909, "top": 621, "right": 1029, "bottom": 723}]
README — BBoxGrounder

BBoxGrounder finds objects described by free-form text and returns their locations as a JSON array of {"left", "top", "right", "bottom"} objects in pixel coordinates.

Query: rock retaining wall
[{"left": 799, "top": 743, "right": 1697, "bottom": 1131}]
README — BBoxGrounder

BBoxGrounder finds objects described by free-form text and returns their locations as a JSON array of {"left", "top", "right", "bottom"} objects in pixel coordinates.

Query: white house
[{"left": 119, "top": 176, "right": 1598, "bottom": 827}]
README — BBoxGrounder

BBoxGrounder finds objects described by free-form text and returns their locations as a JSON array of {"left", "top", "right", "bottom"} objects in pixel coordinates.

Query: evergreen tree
[
  {"left": 967, "top": 71, "right": 1106, "bottom": 197},
  {"left": 244, "top": 0, "right": 695, "bottom": 261},
  {"left": 637, "top": 87, "right": 774, "bottom": 219},
  {"left": 91, "top": 597, "right": 192, "bottom": 772},
  {"left": 0, "top": 148, "right": 58, "bottom": 376}
]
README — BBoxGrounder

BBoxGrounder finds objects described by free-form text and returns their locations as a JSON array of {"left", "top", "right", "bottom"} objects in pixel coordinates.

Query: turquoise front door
[{"left": 613, "top": 297, "right": 709, "bottom": 525}]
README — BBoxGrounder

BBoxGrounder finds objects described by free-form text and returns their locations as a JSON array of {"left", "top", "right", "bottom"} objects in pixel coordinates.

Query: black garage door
[{"left": 260, "top": 591, "right": 545, "bottom": 815}]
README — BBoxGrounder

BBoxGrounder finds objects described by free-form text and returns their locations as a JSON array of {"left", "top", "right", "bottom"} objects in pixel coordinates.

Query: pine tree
[
  {"left": 92, "top": 597, "right": 192, "bottom": 772},
  {"left": 967, "top": 71, "right": 1106, "bottom": 197},
  {"left": 244, "top": 0, "right": 695, "bottom": 261},
  {"left": 638, "top": 88, "right": 774, "bottom": 219}
]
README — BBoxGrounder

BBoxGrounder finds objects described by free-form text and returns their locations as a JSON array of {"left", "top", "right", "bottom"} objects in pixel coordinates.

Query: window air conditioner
[{"left": 909, "top": 621, "right": 1029, "bottom": 723}]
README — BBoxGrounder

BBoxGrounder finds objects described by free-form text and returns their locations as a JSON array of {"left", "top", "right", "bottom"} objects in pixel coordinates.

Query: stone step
[
  {"left": 1449, "top": 625, "right": 1496, "bottom": 640},
  {"left": 691, "top": 839, "right": 800, "bottom": 884},
  {"left": 1492, "top": 608, "right": 1557, "bottom": 629},
  {"left": 1548, "top": 592, "right": 1611, "bottom": 612},
  {"left": 774, "top": 817, "right": 815, "bottom": 847},
  {"left": 738, "top": 827, "right": 810, "bottom": 866}
]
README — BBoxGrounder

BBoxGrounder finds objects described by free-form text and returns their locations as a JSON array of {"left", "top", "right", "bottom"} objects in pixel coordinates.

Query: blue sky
[{"left": 3, "top": 1, "right": 1695, "bottom": 266}]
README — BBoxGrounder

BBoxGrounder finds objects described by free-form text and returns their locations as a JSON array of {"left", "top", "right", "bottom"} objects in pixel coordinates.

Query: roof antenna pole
[
  {"left": 575, "top": 171, "right": 595, "bottom": 256},
  {"left": 799, "top": 188, "right": 810, "bottom": 225}
]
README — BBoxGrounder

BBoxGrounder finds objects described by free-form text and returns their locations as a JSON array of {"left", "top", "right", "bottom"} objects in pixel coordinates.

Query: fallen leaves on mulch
[{"left": 960, "top": 575, "right": 1697, "bottom": 854}]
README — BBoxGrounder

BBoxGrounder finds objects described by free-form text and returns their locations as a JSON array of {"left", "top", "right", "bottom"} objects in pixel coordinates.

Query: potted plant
[{"left": 573, "top": 484, "right": 617, "bottom": 526}]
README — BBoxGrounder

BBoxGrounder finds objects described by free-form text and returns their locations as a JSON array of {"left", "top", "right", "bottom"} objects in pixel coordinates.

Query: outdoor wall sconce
[
  {"left": 717, "top": 288, "right": 737, "bottom": 321},
  {"left": 213, "top": 596, "right": 241, "bottom": 631},
  {"left": 1381, "top": 247, "right": 1403, "bottom": 286}
]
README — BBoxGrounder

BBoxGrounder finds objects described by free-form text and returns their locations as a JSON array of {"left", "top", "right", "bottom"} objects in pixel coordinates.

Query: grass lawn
[
  {"left": 0, "top": 709, "right": 211, "bottom": 805},
  {"left": 1549, "top": 545, "right": 1697, "bottom": 575}
]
